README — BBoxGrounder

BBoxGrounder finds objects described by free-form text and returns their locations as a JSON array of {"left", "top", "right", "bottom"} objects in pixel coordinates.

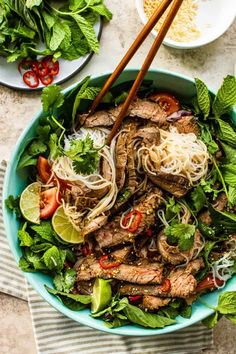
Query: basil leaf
[
  {"left": 46, "top": 285, "right": 91, "bottom": 304},
  {"left": 202, "top": 312, "right": 219, "bottom": 329},
  {"left": 216, "top": 291, "right": 236, "bottom": 315},
  {"left": 123, "top": 304, "right": 176, "bottom": 328},
  {"left": 180, "top": 305, "right": 192, "bottom": 319},
  {"left": 105, "top": 318, "right": 129, "bottom": 328},
  {"left": 213, "top": 75, "right": 236, "bottom": 117},
  {"left": 195, "top": 78, "right": 211, "bottom": 119}
]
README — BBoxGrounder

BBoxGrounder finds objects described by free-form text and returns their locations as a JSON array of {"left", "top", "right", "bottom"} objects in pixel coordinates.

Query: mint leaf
[
  {"left": 72, "top": 14, "right": 99, "bottom": 53},
  {"left": 165, "top": 223, "right": 196, "bottom": 251},
  {"left": 25, "top": 250, "right": 47, "bottom": 270},
  {"left": 41, "top": 85, "right": 64, "bottom": 113},
  {"left": 31, "top": 221, "right": 56, "bottom": 243},
  {"left": 89, "top": 4, "right": 113, "bottom": 21},
  {"left": 191, "top": 186, "right": 206, "bottom": 212},
  {"left": 221, "top": 142, "right": 236, "bottom": 164},
  {"left": 43, "top": 246, "right": 66, "bottom": 271},
  {"left": 216, "top": 291, "right": 236, "bottom": 315},
  {"left": 25, "top": 0, "right": 42, "bottom": 8},
  {"left": 213, "top": 75, "right": 236, "bottom": 117},
  {"left": 217, "top": 118, "right": 236, "bottom": 148},
  {"left": 228, "top": 186, "right": 236, "bottom": 206},
  {"left": 53, "top": 269, "right": 77, "bottom": 293},
  {"left": 221, "top": 163, "right": 236, "bottom": 187},
  {"left": 18, "top": 223, "right": 34, "bottom": 247},
  {"left": 5, "top": 195, "right": 21, "bottom": 218},
  {"left": 123, "top": 303, "right": 176, "bottom": 328},
  {"left": 49, "top": 22, "right": 66, "bottom": 51},
  {"left": 199, "top": 123, "right": 219, "bottom": 154},
  {"left": 202, "top": 312, "right": 219, "bottom": 329},
  {"left": 195, "top": 78, "right": 211, "bottom": 119}
]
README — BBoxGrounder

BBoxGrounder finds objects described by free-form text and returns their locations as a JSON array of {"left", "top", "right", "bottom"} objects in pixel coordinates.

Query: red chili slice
[
  {"left": 160, "top": 279, "right": 171, "bottom": 293},
  {"left": 42, "top": 56, "right": 59, "bottom": 76},
  {"left": 40, "top": 74, "right": 53, "bottom": 86},
  {"left": 38, "top": 62, "right": 48, "bottom": 77},
  {"left": 128, "top": 295, "right": 142, "bottom": 303},
  {"left": 99, "top": 255, "right": 121, "bottom": 269},
  {"left": 18, "top": 59, "right": 32, "bottom": 74},
  {"left": 23, "top": 70, "right": 39, "bottom": 88},
  {"left": 196, "top": 273, "right": 224, "bottom": 293},
  {"left": 30, "top": 61, "right": 39, "bottom": 75},
  {"left": 122, "top": 209, "right": 142, "bottom": 233}
]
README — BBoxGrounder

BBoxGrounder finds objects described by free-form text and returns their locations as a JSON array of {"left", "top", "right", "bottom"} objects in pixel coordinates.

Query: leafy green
[
  {"left": 221, "top": 142, "right": 236, "bottom": 164},
  {"left": 217, "top": 118, "right": 236, "bottom": 148},
  {"left": 64, "top": 135, "right": 100, "bottom": 175},
  {"left": 5, "top": 195, "right": 21, "bottom": 217},
  {"left": 199, "top": 123, "right": 219, "bottom": 154},
  {"left": 123, "top": 304, "right": 176, "bottom": 328},
  {"left": 18, "top": 222, "right": 34, "bottom": 247},
  {"left": 0, "top": 0, "right": 112, "bottom": 62},
  {"left": 41, "top": 85, "right": 64, "bottom": 113},
  {"left": 165, "top": 197, "right": 182, "bottom": 221},
  {"left": 165, "top": 223, "right": 196, "bottom": 251},
  {"left": 43, "top": 246, "right": 66, "bottom": 271},
  {"left": 46, "top": 285, "right": 91, "bottom": 310},
  {"left": 191, "top": 186, "right": 206, "bottom": 213},
  {"left": 221, "top": 163, "right": 236, "bottom": 187},
  {"left": 202, "top": 291, "right": 236, "bottom": 329},
  {"left": 195, "top": 78, "right": 211, "bottom": 119},
  {"left": 212, "top": 76, "right": 236, "bottom": 117},
  {"left": 53, "top": 269, "right": 77, "bottom": 293},
  {"left": 31, "top": 221, "right": 56, "bottom": 242},
  {"left": 228, "top": 186, "right": 236, "bottom": 206},
  {"left": 209, "top": 205, "right": 236, "bottom": 234}
]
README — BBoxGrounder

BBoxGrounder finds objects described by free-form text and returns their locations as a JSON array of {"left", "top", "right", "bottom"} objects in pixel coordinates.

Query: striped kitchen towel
[{"left": 0, "top": 161, "right": 213, "bottom": 354}]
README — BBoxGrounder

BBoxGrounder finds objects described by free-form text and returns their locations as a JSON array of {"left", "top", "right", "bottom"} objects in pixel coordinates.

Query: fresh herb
[
  {"left": 217, "top": 118, "right": 236, "bottom": 148},
  {"left": 43, "top": 245, "right": 66, "bottom": 271},
  {"left": 65, "top": 135, "right": 100, "bottom": 175},
  {"left": 198, "top": 123, "right": 219, "bottom": 154},
  {"left": 53, "top": 268, "right": 77, "bottom": 293},
  {"left": 5, "top": 195, "right": 21, "bottom": 217},
  {"left": 208, "top": 205, "right": 236, "bottom": 234},
  {"left": 0, "top": 0, "right": 112, "bottom": 62},
  {"left": 18, "top": 222, "right": 34, "bottom": 247},
  {"left": 165, "top": 197, "right": 182, "bottom": 221},
  {"left": 195, "top": 78, "right": 211, "bottom": 119},
  {"left": 164, "top": 223, "right": 196, "bottom": 251},
  {"left": 212, "top": 76, "right": 236, "bottom": 118},
  {"left": 190, "top": 185, "right": 207, "bottom": 213},
  {"left": 202, "top": 291, "right": 236, "bottom": 329}
]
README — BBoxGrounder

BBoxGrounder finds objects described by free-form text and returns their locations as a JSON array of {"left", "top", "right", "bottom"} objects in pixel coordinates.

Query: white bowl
[{"left": 135, "top": 0, "right": 236, "bottom": 49}]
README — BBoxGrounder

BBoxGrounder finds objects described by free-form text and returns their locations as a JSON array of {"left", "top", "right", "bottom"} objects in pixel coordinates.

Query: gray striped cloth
[{"left": 0, "top": 161, "right": 213, "bottom": 354}]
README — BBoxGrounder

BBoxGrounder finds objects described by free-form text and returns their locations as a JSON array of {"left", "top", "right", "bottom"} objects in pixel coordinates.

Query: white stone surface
[{"left": 0, "top": 1, "right": 235, "bottom": 353}]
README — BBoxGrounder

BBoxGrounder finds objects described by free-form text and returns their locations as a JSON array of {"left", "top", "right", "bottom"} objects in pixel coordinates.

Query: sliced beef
[
  {"left": 76, "top": 256, "right": 164, "bottom": 284},
  {"left": 115, "top": 131, "right": 129, "bottom": 190},
  {"left": 125, "top": 122, "right": 140, "bottom": 193},
  {"left": 134, "top": 124, "right": 160, "bottom": 147},
  {"left": 78, "top": 98, "right": 167, "bottom": 128},
  {"left": 173, "top": 116, "right": 199, "bottom": 135},
  {"left": 157, "top": 229, "right": 203, "bottom": 265},
  {"left": 141, "top": 296, "right": 171, "bottom": 311},
  {"left": 148, "top": 172, "right": 191, "bottom": 198},
  {"left": 77, "top": 280, "right": 94, "bottom": 295},
  {"left": 199, "top": 192, "right": 228, "bottom": 225},
  {"left": 82, "top": 215, "right": 108, "bottom": 236},
  {"left": 120, "top": 258, "right": 204, "bottom": 298},
  {"left": 94, "top": 188, "right": 163, "bottom": 248}
]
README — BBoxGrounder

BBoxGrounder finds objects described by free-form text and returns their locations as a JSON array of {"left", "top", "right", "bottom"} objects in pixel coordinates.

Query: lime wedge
[
  {"left": 91, "top": 278, "right": 112, "bottom": 314},
  {"left": 52, "top": 205, "right": 83, "bottom": 244},
  {"left": 20, "top": 182, "right": 41, "bottom": 224}
]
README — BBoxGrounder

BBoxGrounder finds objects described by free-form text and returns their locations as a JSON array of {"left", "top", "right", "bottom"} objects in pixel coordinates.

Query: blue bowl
[{"left": 3, "top": 69, "right": 236, "bottom": 335}]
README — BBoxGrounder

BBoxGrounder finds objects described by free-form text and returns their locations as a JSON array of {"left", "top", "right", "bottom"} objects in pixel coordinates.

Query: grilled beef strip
[
  {"left": 148, "top": 172, "right": 191, "bottom": 198},
  {"left": 78, "top": 98, "right": 167, "bottom": 128},
  {"left": 115, "top": 131, "right": 129, "bottom": 190},
  {"left": 94, "top": 188, "right": 163, "bottom": 248},
  {"left": 75, "top": 256, "right": 164, "bottom": 284},
  {"left": 172, "top": 116, "right": 199, "bottom": 135},
  {"left": 140, "top": 296, "right": 171, "bottom": 311},
  {"left": 119, "top": 258, "right": 204, "bottom": 298},
  {"left": 157, "top": 229, "right": 203, "bottom": 265}
]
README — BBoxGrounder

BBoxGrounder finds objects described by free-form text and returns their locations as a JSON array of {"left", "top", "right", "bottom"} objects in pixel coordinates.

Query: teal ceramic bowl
[{"left": 3, "top": 69, "right": 236, "bottom": 335}]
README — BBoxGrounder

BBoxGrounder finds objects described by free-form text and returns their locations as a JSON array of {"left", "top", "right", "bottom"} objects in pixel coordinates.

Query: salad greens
[
  {"left": 5, "top": 74, "right": 236, "bottom": 330},
  {"left": 0, "top": 0, "right": 112, "bottom": 62}
]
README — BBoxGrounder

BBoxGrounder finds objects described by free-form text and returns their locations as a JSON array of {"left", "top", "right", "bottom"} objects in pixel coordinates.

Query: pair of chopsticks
[{"left": 89, "top": 0, "right": 184, "bottom": 145}]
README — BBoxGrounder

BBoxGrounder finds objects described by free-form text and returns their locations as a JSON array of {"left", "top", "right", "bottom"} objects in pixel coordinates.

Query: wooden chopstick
[
  {"left": 107, "top": 0, "right": 184, "bottom": 144},
  {"left": 89, "top": 0, "right": 173, "bottom": 114}
]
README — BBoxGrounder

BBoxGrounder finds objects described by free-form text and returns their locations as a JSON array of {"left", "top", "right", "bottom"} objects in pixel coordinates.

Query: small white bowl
[{"left": 136, "top": 0, "right": 236, "bottom": 49}]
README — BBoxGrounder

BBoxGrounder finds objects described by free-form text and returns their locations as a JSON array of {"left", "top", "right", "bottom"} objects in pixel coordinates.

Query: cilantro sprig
[{"left": 164, "top": 223, "right": 196, "bottom": 252}]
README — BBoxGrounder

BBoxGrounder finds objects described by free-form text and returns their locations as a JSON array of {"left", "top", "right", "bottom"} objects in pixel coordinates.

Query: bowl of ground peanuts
[{"left": 136, "top": 0, "right": 236, "bottom": 49}]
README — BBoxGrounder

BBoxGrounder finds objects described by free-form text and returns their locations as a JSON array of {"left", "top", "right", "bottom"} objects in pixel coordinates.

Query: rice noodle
[
  {"left": 211, "top": 247, "right": 236, "bottom": 288},
  {"left": 137, "top": 127, "right": 209, "bottom": 185}
]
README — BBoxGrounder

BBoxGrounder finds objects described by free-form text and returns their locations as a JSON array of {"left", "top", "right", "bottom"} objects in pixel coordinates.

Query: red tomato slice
[
  {"left": 148, "top": 92, "right": 180, "bottom": 115},
  {"left": 37, "top": 156, "right": 51, "bottom": 184},
  {"left": 196, "top": 273, "right": 224, "bottom": 292},
  {"left": 40, "top": 187, "right": 60, "bottom": 219}
]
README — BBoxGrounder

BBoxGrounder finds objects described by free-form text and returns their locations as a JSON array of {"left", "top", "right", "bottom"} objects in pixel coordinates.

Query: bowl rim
[
  {"left": 2, "top": 68, "right": 236, "bottom": 336},
  {"left": 135, "top": 0, "right": 236, "bottom": 49}
]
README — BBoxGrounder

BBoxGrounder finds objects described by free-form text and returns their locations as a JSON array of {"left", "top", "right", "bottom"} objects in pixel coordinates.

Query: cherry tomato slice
[
  {"left": 40, "top": 74, "right": 53, "bottom": 86},
  {"left": 23, "top": 70, "right": 39, "bottom": 88},
  {"left": 40, "top": 187, "right": 60, "bottom": 219},
  {"left": 42, "top": 56, "right": 59, "bottom": 76},
  {"left": 148, "top": 92, "right": 180, "bottom": 116},
  {"left": 37, "top": 156, "right": 51, "bottom": 184},
  {"left": 196, "top": 274, "right": 224, "bottom": 292}
]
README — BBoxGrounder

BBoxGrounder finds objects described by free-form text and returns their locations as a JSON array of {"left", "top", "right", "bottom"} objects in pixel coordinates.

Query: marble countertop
[{"left": 0, "top": 1, "right": 236, "bottom": 353}]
